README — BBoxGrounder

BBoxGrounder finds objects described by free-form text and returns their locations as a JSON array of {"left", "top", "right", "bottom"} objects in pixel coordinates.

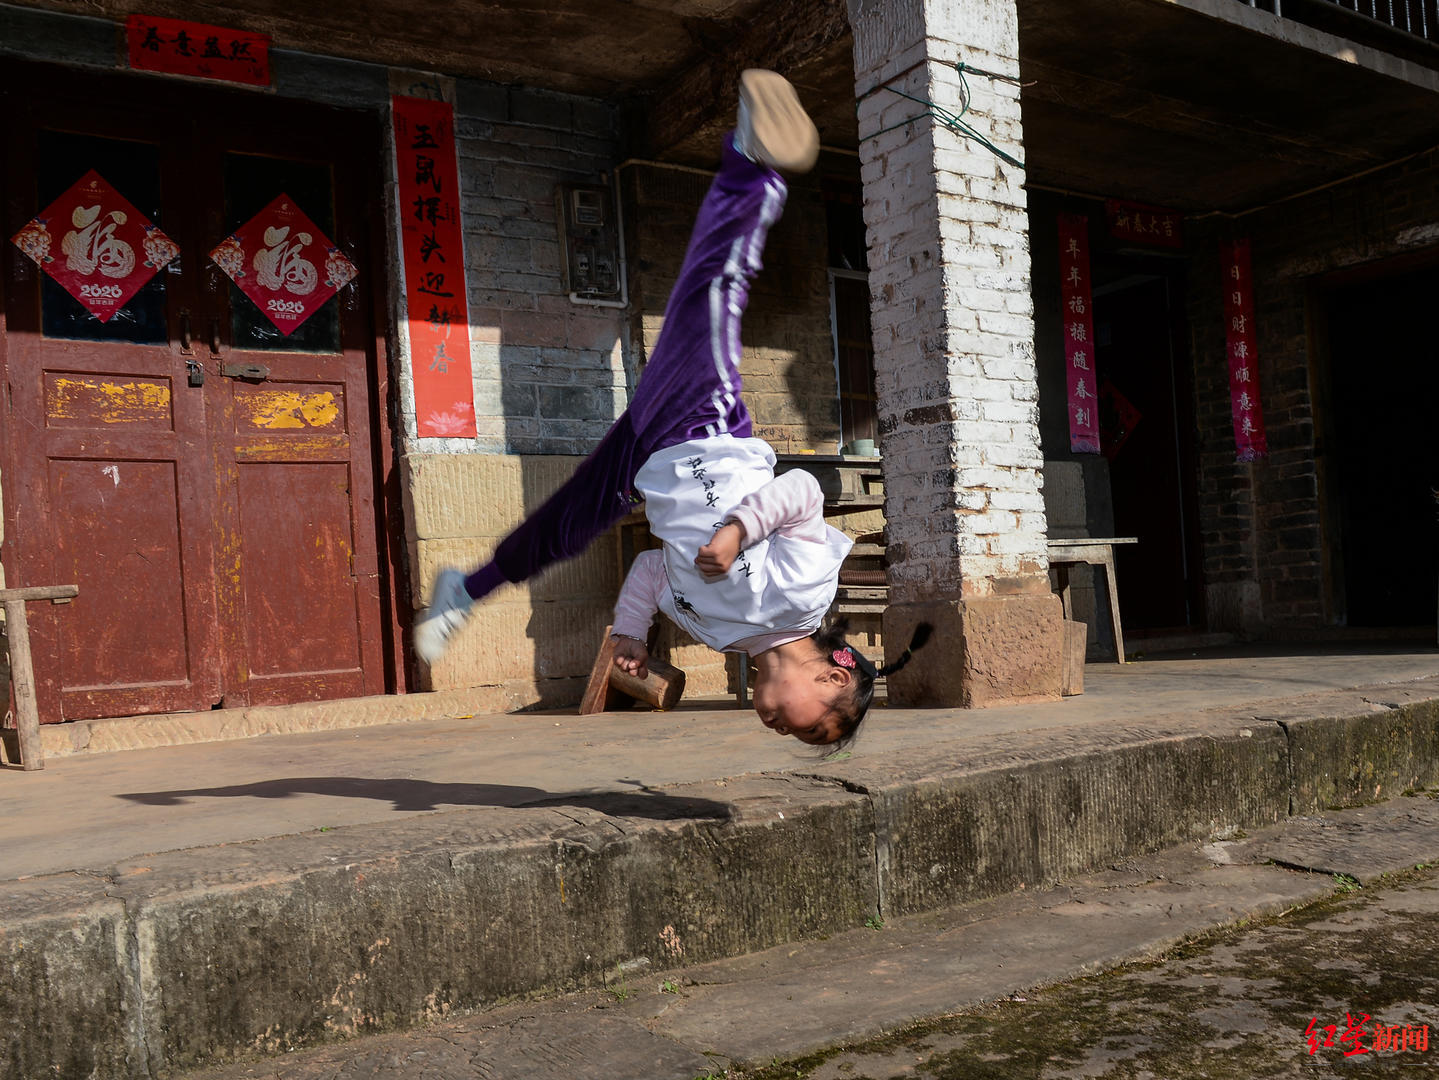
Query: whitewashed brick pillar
[{"left": 849, "top": 0, "right": 1061, "bottom": 706}]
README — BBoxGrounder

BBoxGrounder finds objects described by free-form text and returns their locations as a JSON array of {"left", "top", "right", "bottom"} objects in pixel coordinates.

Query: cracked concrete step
[{"left": 180, "top": 794, "right": 1439, "bottom": 1079}]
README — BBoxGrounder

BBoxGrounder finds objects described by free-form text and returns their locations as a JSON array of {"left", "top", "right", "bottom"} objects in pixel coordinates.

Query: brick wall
[
  {"left": 1189, "top": 144, "right": 1439, "bottom": 630},
  {"left": 619, "top": 159, "right": 842, "bottom": 453},
  {"left": 431, "top": 80, "right": 626, "bottom": 456}
]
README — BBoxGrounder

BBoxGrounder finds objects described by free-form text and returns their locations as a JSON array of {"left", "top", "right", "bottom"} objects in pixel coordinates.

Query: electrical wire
[{"left": 860, "top": 61, "right": 1025, "bottom": 169}]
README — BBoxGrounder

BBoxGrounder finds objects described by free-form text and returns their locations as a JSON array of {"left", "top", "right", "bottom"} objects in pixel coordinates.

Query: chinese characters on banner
[
  {"left": 125, "top": 15, "right": 270, "bottom": 86},
  {"left": 208, "top": 194, "right": 357, "bottom": 333},
  {"left": 9, "top": 169, "right": 179, "bottom": 322},
  {"left": 1105, "top": 199, "right": 1184, "bottom": 250},
  {"left": 1306, "top": 1015, "right": 1429, "bottom": 1057},
  {"left": 1058, "top": 214, "right": 1100, "bottom": 454},
  {"left": 393, "top": 95, "right": 476, "bottom": 438},
  {"left": 1220, "top": 238, "right": 1268, "bottom": 462}
]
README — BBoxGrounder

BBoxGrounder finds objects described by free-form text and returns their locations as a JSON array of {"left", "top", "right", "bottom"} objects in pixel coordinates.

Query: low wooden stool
[{"left": 579, "top": 625, "right": 686, "bottom": 714}]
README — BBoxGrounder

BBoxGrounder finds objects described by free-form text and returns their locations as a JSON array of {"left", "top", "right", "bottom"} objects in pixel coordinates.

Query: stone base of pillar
[{"left": 883, "top": 593, "right": 1064, "bottom": 708}]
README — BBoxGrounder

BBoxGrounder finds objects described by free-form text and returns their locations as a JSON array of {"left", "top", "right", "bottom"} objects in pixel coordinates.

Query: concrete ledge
[
  {"left": 16, "top": 689, "right": 538, "bottom": 761},
  {"left": 4, "top": 689, "right": 1439, "bottom": 1077}
]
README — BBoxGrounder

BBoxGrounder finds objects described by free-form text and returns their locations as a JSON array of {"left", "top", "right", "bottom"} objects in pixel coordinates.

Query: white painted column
[{"left": 849, "top": 0, "right": 1061, "bottom": 705}]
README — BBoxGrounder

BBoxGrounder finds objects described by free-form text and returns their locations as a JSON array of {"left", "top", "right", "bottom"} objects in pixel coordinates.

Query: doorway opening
[
  {"left": 1320, "top": 260, "right": 1439, "bottom": 628},
  {"left": 1091, "top": 262, "right": 1204, "bottom": 635}
]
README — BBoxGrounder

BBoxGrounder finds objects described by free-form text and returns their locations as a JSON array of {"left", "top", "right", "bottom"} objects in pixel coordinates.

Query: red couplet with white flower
[
  {"left": 1058, "top": 213, "right": 1101, "bottom": 454},
  {"left": 9, "top": 169, "right": 179, "bottom": 322},
  {"left": 1219, "top": 239, "right": 1268, "bottom": 462},
  {"left": 209, "top": 193, "right": 357, "bottom": 334},
  {"left": 393, "top": 95, "right": 477, "bottom": 438}
]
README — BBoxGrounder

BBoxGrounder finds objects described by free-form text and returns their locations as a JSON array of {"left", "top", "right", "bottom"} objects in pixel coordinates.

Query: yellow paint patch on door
[
  {"left": 244, "top": 389, "right": 341, "bottom": 430},
  {"left": 46, "top": 376, "right": 173, "bottom": 428}
]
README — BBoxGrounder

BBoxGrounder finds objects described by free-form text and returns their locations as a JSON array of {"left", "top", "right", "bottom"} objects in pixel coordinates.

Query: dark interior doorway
[
  {"left": 1324, "top": 263, "right": 1439, "bottom": 627},
  {"left": 1092, "top": 269, "right": 1202, "bottom": 632}
]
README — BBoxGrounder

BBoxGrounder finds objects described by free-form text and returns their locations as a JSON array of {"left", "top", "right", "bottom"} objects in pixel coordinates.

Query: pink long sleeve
[
  {"left": 725, "top": 468, "right": 827, "bottom": 546},
  {"left": 611, "top": 548, "right": 666, "bottom": 640}
]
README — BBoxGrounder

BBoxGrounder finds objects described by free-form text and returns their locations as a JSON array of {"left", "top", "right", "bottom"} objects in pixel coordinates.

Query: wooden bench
[{"left": 1047, "top": 538, "right": 1137, "bottom": 664}]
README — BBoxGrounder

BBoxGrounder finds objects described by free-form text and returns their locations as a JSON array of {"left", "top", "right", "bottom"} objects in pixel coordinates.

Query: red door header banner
[
  {"left": 1105, "top": 199, "right": 1184, "bottom": 250},
  {"left": 1058, "top": 213, "right": 1100, "bottom": 454},
  {"left": 1220, "top": 239, "right": 1268, "bottom": 462},
  {"left": 10, "top": 169, "right": 179, "bottom": 322},
  {"left": 126, "top": 15, "right": 271, "bottom": 86},
  {"left": 393, "top": 95, "right": 477, "bottom": 439}
]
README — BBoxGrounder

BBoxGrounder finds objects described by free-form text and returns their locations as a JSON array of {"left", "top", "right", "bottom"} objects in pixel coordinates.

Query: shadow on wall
[{"left": 752, "top": 177, "right": 843, "bottom": 454}]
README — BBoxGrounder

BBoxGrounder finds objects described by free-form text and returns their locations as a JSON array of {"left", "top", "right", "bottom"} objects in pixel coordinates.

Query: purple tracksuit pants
[{"left": 466, "top": 138, "right": 789, "bottom": 598}]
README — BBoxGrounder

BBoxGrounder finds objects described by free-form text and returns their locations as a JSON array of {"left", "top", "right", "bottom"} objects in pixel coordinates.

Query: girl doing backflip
[{"left": 416, "top": 70, "right": 931, "bottom": 748}]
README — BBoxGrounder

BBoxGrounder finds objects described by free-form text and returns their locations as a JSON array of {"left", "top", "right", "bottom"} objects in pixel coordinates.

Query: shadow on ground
[{"left": 116, "top": 776, "right": 732, "bottom": 818}]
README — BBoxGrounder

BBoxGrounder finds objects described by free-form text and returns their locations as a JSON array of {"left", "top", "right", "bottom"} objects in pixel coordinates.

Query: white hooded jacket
[{"left": 623, "top": 434, "right": 853, "bottom": 653}]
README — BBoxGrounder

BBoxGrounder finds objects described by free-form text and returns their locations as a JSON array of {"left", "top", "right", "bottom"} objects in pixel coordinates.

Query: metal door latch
[{"left": 221, "top": 362, "right": 270, "bottom": 381}]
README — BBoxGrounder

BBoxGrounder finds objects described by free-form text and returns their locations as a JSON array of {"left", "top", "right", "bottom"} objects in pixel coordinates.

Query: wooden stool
[
  {"left": 2, "top": 584, "right": 79, "bottom": 771},
  {"left": 1047, "top": 537, "right": 1137, "bottom": 664},
  {"left": 579, "top": 625, "right": 686, "bottom": 714}
]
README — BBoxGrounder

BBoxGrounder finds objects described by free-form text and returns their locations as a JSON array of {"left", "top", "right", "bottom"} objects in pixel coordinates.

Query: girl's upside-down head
[{"left": 750, "top": 618, "right": 934, "bottom": 749}]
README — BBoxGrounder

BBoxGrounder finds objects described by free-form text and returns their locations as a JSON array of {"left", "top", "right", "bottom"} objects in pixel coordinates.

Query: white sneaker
[
  {"left": 414, "top": 567, "right": 473, "bottom": 663},
  {"left": 736, "top": 69, "right": 819, "bottom": 174}
]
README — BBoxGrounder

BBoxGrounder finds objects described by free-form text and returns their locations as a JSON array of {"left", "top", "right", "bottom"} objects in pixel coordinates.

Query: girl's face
[{"left": 751, "top": 653, "right": 850, "bottom": 745}]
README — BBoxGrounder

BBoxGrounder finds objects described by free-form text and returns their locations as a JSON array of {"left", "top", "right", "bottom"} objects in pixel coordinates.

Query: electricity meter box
[{"left": 556, "top": 182, "right": 623, "bottom": 303}]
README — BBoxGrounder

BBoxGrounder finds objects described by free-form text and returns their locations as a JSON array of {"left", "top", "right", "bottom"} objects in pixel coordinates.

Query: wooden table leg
[
  {"left": 1100, "top": 553, "right": 1126, "bottom": 664},
  {"left": 5, "top": 598, "right": 43, "bottom": 771},
  {"left": 1054, "top": 562, "right": 1074, "bottom": 621}
]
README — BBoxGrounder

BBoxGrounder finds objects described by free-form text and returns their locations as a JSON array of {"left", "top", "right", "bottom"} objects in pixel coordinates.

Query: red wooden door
[
  {"left": 195, "top": 103, "right": 386, "bottom": 707},
  {"left": 1, "top": 62, "right": 388, "bottom": 721}
]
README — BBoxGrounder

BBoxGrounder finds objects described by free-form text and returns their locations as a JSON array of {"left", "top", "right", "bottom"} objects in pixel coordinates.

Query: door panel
[
  {"left": 237, "top": 462, "right": 362, "bottom": 684},
  {"left": 202, "top": 140, "right": 384, "bottom": 706},
  {"left": 53, "top": 458, "right": 190, "bottom": 686}
]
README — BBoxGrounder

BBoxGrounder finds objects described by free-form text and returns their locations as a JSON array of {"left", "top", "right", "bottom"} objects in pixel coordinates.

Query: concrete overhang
[
  {"left": 7, "top": 0, "right": 1439, "bottom": 212},
  {"left": 1018, "top": 0, "right": 1439, "bottom": 213}
]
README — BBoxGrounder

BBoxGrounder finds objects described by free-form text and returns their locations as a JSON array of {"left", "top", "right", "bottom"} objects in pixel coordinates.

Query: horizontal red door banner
[
  {"left": 126, "top": 15, "right": 271, "bottom": 86},
  {"left": 1105, "top": 198, "right": 1184, "bottom": 249}
]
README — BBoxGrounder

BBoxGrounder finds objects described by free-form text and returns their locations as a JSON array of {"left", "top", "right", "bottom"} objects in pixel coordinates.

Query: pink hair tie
[{"left": 832, "top": 648, "right": 857, "bottom": 669}]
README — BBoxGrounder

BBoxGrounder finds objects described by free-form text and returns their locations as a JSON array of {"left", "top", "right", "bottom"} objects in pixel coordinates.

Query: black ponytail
[{"left": 810, "top": 618, "right": 935, "bottom": 749}]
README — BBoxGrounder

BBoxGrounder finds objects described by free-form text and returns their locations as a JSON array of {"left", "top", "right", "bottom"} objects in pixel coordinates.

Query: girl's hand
[
  {"left": 612, "top": 635, "right": 649, "bottom": 680},
  {"left": 695, "top": 521, "right": 745, "bottom": 576}
]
